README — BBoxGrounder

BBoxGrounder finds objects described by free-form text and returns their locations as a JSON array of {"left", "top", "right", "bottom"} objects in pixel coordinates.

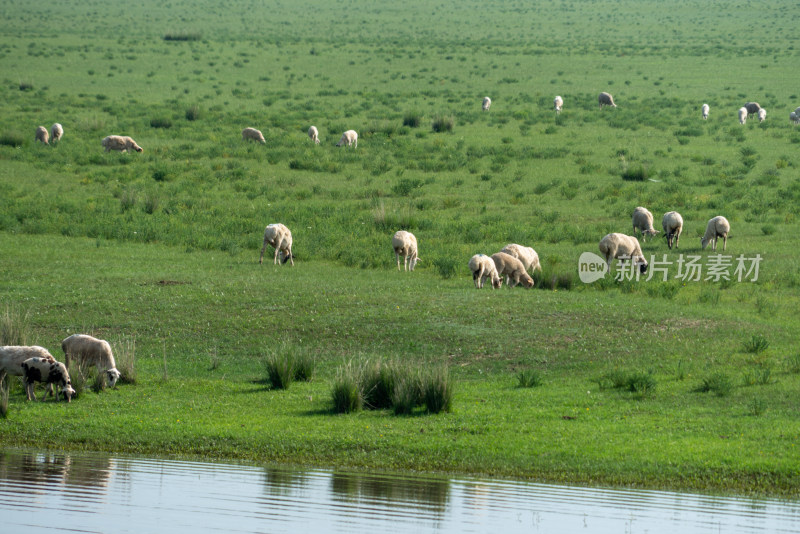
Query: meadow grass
[{"left": 0, "top": 0, "right": 799, "bottom": 496}]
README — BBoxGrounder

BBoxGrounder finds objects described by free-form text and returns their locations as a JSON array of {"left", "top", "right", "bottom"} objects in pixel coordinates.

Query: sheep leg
[
  {"left": 472, "top": 270, "right": 480, "bottom": 289},
  {"left": 274, "top": 246, "right": 280, "bottom": 265},
  {"left": 259, "top": 241, "right": 268, "bottom": 264},
  {"left": 396, "top": 251, "right": 401, "bottom": 271},
  {"left": 722, "top": 235, "right": 727, "bottom": 251},
  {"left": 25, "top": 383, "right": 35, "bottom": 401}
]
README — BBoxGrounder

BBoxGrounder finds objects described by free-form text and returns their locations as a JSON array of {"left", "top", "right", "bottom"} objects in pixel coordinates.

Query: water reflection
[{"left": 0, "top": 449, "right": 798, "bottom": 534}]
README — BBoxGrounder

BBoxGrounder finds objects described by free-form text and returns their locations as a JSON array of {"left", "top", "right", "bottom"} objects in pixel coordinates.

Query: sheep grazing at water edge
[
  {"left": 336, "top": 130, "right": 358, "bottom": 148},
  {"left": 242, "top": 127, "right": 265, "bottom": 144},
  {"left": 308, "top": 126, "right": 320, "bottom": 145},
  {"left": 758, "top": 108, "right": 767, "bottom": 122},
  {"left": 632, "top": 207, "right": 659, "bottom": 242},
  {"left": 662, "top": 211, "right": 683, "bottom": 250},
  {"left": 701, "top": 104, "right": 709, "bottom": 120},
  {"left": 598, "top": 233, "right": 648, "bottom": 274},
  {"left": 259, "top": 223, "right": 294, "bottom": 266},
  {"left": 738, "top": 107, "right": 747, "bottom": 125},
  {"left": 50, "top": 123, "right": 63, "bottom": 142},
  {"left": 598, "top": 92, "right": 616, "bottom": 108},
  {"left": 700, "top": 216, "right": 730, "bottom": 252},
  {"left": 22, "top": 357, "right": 75, "bottom": 402},
  {"left": 482, "top": 96, "right": 491, "bottom": 111},
  {"left": 392, "top": 231, "right": 419, "bottom": 271},
  {"left": 35, "top": 126, "right": 49, "bottom": 144},
  {"left": 468, "top": 254, "right": 502, "bottom": 289},
  {"left": 102, "top": 135, "right": 143, "bottom": 152},
  {"left": 490, "top": 252, "right": 534, "bottom": 288},
  {"left": 61, "top": 334, "right": 121, "bottom": 388},
  {"left": 554, "top": 96, "right": 563, "bottom": 114}
]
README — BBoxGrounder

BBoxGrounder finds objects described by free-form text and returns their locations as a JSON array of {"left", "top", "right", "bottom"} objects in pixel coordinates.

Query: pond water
[{"left": 0, "top": 449, "right": 798, "bottom": 533}]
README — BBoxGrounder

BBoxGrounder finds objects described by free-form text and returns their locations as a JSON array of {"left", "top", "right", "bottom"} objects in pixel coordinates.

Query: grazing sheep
[
  {"left": 700, "top": 216, "right": 730, "bottom": 251},
  {"left": 241, "top": 127, "right": 266, "bottom": 144},
  {"left": 554, "top": 95, "right": 563, "bottom": 113},
  {"left": 61, "top": 334, "right": 121, "bottom": 388},
  {"left": 102, "top": 135, "right": 143, "bottom": 153},
  {"left": 392, "top": 231, "right": 419, "bottom": 271},
  {"left": 259, "top": 223, "right": 294, "bottom": 266},
  {"left": 598, "top": 233, "right": 648, "bottom": 274},
  {"left": 491, "top": 252, "right": 534, "bottom": 288},
  {"left": 701, "top": 104, "right": 709, "bottom": 120},
  {"left": 35, "top": 126, "right": 49, "bottom": 144},
  {"left": 744, "top": 102, "right": 762, "bottom": 115},
  {"left": 0, "top": 345, "right": 56, "bottom": 384},
  {"left": 468, "top": 254, "right": 502, "bottom": 289},
  {"left": 758, "top": 108, "right": 767, "bottom": 122},
  {"left": 632, "top": 207, "right": 659, "bottom": 241},
  {"left": 661, "top": 211, "right": 683, "bottom": 250},
  {"left": 500, "top": 244, "right": 541, "bottom": 275},
  {"left": 50, "top": 123, "right": 63, "bottom": 142},
  {"left": 738, "top": 107, "right": 747, "bottom": 125},
  {"left": 22, "top": 357, "right": 74, "bottom": 402},
  {"left": 598, "top": 92, "right": 617, "bottom": 108},
  {"left": 308, "top": 125, "right": 320, "bottom": 144},
  {"left": 482, "top": 96, "right": 491, "bottom": 111},
  {"left": 336, "top": 129, "right": 358, "bottom": 148},
  {"left": 791, "top": 111, "right": 800, "bottom": 125}
]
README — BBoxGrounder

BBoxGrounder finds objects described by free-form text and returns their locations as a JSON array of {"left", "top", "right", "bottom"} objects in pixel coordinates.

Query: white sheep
[
  {"left": 482, "top": 96, "right": 491, "bottom": 111},
  {"left": 335, "top": 130, "right": 358, "bottom": 148},
  {"left": 744, "top": 102, "right": 762, "bottom": 116},
  {"left": 662, "top": 211, "right": 683, "bottom": 250},
  {"left": 468, "top": 254, "right": 502, "bottom": 289},
  {"left": 758, "top": 108, "right": 766, "bottom": 122},
  {"left": 308, "top": 125, "right": 320, "bottom": 144},
  {"left": 738, "top": 107, "right": 747, "bottom": 125},
  {"left": 790, "top": 111, "right": 799, "bottom": 125},
  {"left": 632, "top": 207, "right": 659, "bottom": 241},
  {"left": 701, "top": 104, "right": 709, "bottom": 120},
  {"left": 50, "top": 123, "right": 63, "bottom": 142},
  {"left": 499, "top": 244, "right": 541, "bottom": 275},
  {"left": 554, "top": 96, "right": 563, "bottom": 114},
  {"left": 242, "top": 127, "right": 266, "bottom": 144},
  {"left": 35, "top": 126, "right": 49, "bottom": 144},
  {"left": 491, "top": 252, "right": 534, "bottom": 288},
  {"left": 598, "top": 233, "right": 648, "bottom": 274},
  {"left": 598, "top": 92, "right": 617, "bottom": 108},
  {"left": 0, "top": 345, "right": 56, "bottom": 383},
  {"left": 102, "top": 135, "right": 143, "bottom": 153},
  {"left": 22, "top": 357, "right": 75, "bottom": 402},
  {"left": 392, "top": 231, "right": 419, "bottom": 271},
  {"left": 61, "top": 334, "right": 121, "bottom": 388},
  {"left": 700, "top": 216, "right": 730, "bottom": 251},
  {"left": 259, "top": 223, "right": 294, "bottom": 266}
]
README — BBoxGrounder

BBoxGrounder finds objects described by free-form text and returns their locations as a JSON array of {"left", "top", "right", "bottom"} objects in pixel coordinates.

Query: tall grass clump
[
  {"left": 516, "top": 369, "right": 543, "bottom": 388},
  {"left": 264, "top": 353, "right": 295, "bottom": 390},
  {"left": 115, "top": 337, "right": 137, "bottom": 385},
  {"left": 163, "top": 31, "right": 202, "bottom": 41},
  {"left": 0, "top": 305, "right": 32, "bottom": 345},
  {"left": 403, "top": 111, "right": 422, "bottom": 128},
  {"left": 594, "top": 368, "right": 655, "bottom": 396},
  {"left": 742, "top": 334, "right": 769, "bottom": 354},
  {"left": 787, "top": 354, "right": 800, "bottom": 374},
  {"left": 185, "top": 105, "right": 201, "bottom": 121},
  {"left": 0, "top": 131, "right": 25, "bottom": 148},
  {"left": 392, "top": 373, "right": 423, "bottom": 415},
  {"left": 621, "top": 164, "right": 648, "bottom": 181},
  {"left": 422, "top": 366, "right": 453, "bottom": 414},
  {"left": 331, "top": 361, "right": 363, "bottom": 414},
  {"left": 150, "top": 117, "right": 173, "bottom": 129},
  {"left": 431, "top": 116, "right": 454, "bottom": 133},
  {"left": 695, "top": 372, "right": 734, "bottom": 397},
  {"left": 361, "top": 360, "right": 398, "bottom": 409}
]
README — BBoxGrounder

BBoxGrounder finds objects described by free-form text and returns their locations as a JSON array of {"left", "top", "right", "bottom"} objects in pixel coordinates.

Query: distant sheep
[
  {"left": 632, "top": 207, "right": 659, "bottom": 241},
  {"left": 500, "top": 244, "right": 541, "bottom": 275},
  {"left": 102, "top": 135, "right": 143, "bottom": 153},
  {"left": 554, "top": 96, "right": 563, "bottom": 113},
  {"left": 392, "top": 231, "right": 419, "bottom": 271},
  {"left": 491, "top": 252, "right": 534, "bottom": 288},
  {"left": 744, "top": 102, "right": 762, "bottom": 115},
  {"left": 0, "top": 345, "right": 56, "bottom": 383},
  {"left": 758, "top": 108, "right": 766, "bottom": 122},
  {"left": 738, "top": 107, "right": 747, "bottom": 125},
  {"left": 61, "top": 334, "right": 121, "bottom": 388},
  {"left": 336, "top": 130, "right": 358, "bottom": 148},
  {"left": 701, "top": 104, "right": 709, "bottom": 120},
  {"left": 598, "top": 92, "right": 616, "bottom": 108},
  {"left": 662, "top": 211, "right": 683, "bottom": 250},
  {"left": 791, "top": 111, "right": 800, "bottom": 125},
  {"left": 469, "top": 254, "right": 502, "bottom": 289},
  {"left": 598, "top": 233, "right": 648, "bottom": 274},
  {"left": 482, "top": 96, "right": 491, "bottom": 111},
  {"left": 700, "top": 216, "right": 730, "bottom": 251},
  {"left": 242, "top": 127, "right": 266, "bottom": 144},
  {"left": 22, "top": 357, "right": 74, "bottom": 402},
  {"left": 259, "top": 223, "right": 294, "bottom": 266},
  {"left": 50, "top": 123, "right": 63, "bottom": 142},
  {"left": 308, "top": 126, "right": 320, "bottom": 144},
  {"left": 35, "top": 126, "right": 49, "bottom": 144}
]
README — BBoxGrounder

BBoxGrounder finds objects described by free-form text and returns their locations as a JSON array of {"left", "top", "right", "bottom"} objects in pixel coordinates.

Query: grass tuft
[
  {"left": 331, "top": 361, "right": 363, "bottom": 413},
  {"left": 742, "top": 334, "right": 769, "bottom": 354},
  {"left": 0, "top": 305, "right": 32, "bottom": 345},
  {"left": 115, "top": 337, "right": 137, "bottom": 385},
  {"left": 0, "top": 131, "right": 25, "bottom": 147},
  {"left": 516, "top": 369, "right": 543, "bottom": 388},
  {"left": 431, "top": 115, "right": 454, "bottom": 133},
  {"left": 422, "top": 366, "right": 453, "bottom": 414},
  {"left": 695, "top": 372, "right": 734, "bottom": 397}
]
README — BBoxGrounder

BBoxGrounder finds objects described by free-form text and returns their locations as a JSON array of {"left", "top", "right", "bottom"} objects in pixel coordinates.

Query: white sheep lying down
[
  {"left": 259, "top": 223, "right": 294, "bottom": 266},
  {"left": 392, "top": 231, "right": 419, "bottom": 271},
  {"left": 491, "top": 252, "right": 534, "bottom": 288},
  {"left": 632, "top": 207, "right": 659, "bottom": 241},
  {"left": 598, "top": 233, "right": 648, "bottom": 274},
  {"left": 102, "top": 135, "right": 143, "bottom": 152},
  {"left": 701, "top": 216, "right": 730, "bottom": 251},
  {"left": 336, "top": 130, "right": 358, "bottom": 148},
  {"left": 468, "top": 254, "right": 502, "bottom": 289},
  {"left": 662, "top": 211, "right": 683, "bottom": 250},
  {"left": 22, "top": 357, "right": 75, "bottom": 402},
  {"left": 61, "top": 334, "right": 121, "bottom": 387}
]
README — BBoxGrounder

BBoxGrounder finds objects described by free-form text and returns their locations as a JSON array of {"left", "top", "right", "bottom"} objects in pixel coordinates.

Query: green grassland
[{"left": 0, "top": 0, "right": 799, "bottom": 496}]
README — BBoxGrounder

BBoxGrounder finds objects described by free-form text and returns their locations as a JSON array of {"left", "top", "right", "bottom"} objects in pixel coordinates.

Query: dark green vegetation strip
[{"left": 1, "top": 0, "right": 799, "bottom": 496}]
